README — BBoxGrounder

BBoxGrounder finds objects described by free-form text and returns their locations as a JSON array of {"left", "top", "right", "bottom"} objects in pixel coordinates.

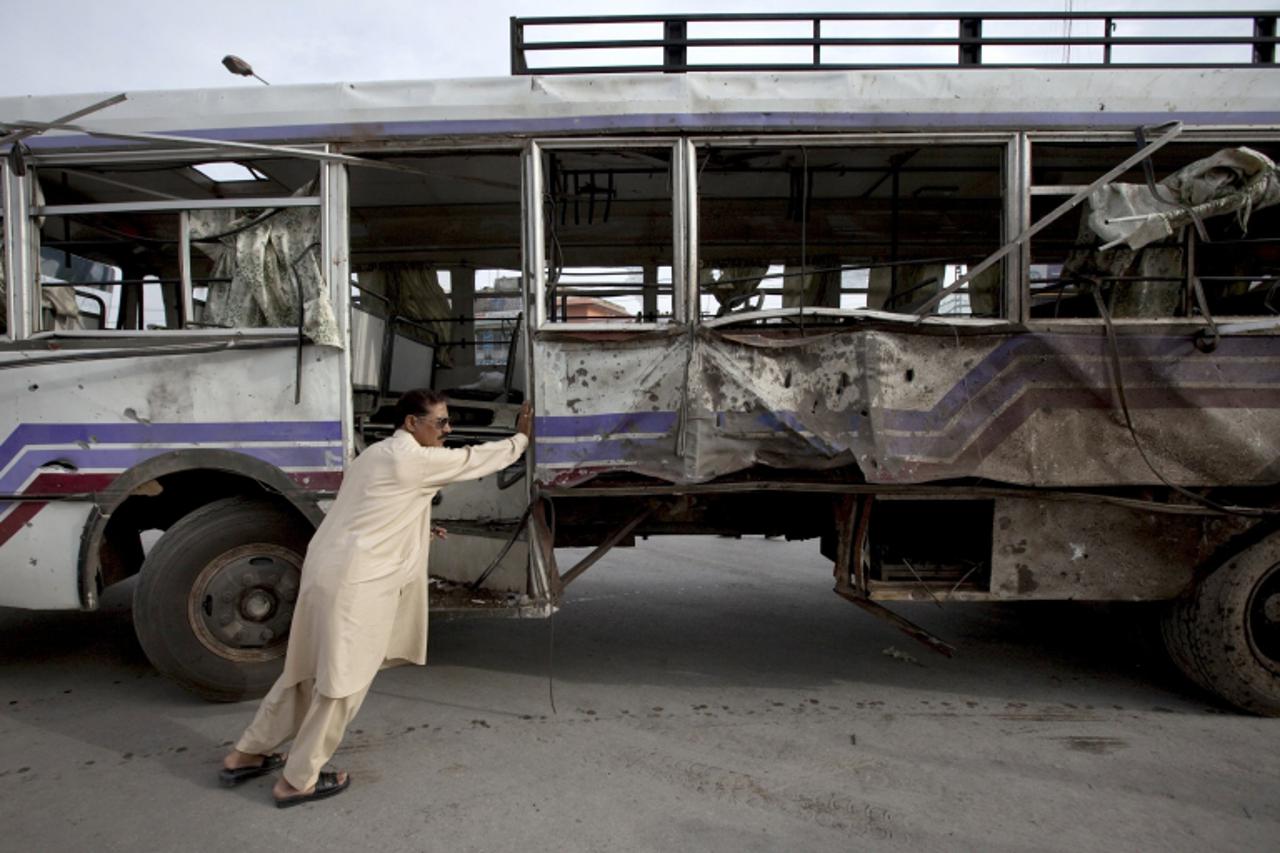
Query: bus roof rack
[{"left": 510, "top": 10, "right": 1279, "bottom": 75}]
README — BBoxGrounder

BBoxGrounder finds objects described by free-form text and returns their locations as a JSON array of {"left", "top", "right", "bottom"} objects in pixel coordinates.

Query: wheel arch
[{"left": 78, "top": 449, "right": 329, "bottom": 608}]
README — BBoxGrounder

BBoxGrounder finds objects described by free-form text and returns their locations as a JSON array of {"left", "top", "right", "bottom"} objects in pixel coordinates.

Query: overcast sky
[{"left": 3, "top": 0, "right": 1276, "bottom": 98}]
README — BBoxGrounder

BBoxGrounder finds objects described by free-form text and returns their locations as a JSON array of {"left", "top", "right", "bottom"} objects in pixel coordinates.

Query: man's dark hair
[{"left": 395, "top": 389, "right": 449, "bottom": 426}]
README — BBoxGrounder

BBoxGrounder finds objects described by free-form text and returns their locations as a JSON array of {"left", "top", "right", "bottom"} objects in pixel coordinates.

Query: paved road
[{"left": 1, "top": 536, "right": 1276, "bottom": 852}]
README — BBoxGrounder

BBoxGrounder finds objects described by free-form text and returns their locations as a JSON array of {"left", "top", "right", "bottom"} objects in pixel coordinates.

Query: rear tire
[
  {"left": 133, "top": 496, "right": 311, "bottom": 702},
  {"left": 1161, "top": 526, "right": 1280, "bottom": 716}
]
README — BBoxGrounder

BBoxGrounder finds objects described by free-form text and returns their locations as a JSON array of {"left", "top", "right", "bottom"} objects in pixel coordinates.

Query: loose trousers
[{"left": 235, "top": 675, "right": 371, "bottom": 790}]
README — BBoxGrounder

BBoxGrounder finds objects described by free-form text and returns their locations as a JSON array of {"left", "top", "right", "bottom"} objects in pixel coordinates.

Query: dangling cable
[
  {"left": 1090, "top": 283, "right": 1276, "bottom": 517},
  {"left": 467, "top": 502, "right": 534, "bottom": 591}
]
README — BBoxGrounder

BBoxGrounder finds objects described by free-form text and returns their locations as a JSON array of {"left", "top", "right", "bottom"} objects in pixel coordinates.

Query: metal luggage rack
[{"left": 510, "top": 10, "right": 1279, "bottom": 75}]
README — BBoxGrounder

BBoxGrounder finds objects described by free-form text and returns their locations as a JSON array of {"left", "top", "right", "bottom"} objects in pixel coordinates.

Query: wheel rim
[
  {"left": 187, "top": 544, "right": 301, "bottom": 663},
  {"left": 1245, "top": 558, "right": 1280, "bottom": 678}
]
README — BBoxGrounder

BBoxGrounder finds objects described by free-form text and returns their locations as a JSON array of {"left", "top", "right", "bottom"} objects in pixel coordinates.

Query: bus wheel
[
  {"left": 1161, "top": 527, "right": 1280, "bottom": 716},
  {"left": 133, "top": 496, "right": 311, "bottom": 702}
]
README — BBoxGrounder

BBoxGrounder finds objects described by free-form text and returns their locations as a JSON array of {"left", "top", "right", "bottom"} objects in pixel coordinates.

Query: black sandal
[
  {"left": 274, "top": 771, "right": 351, "bottom": 808},
  {"left": 218, "top": 753, "right": 286, "bottom": 787}
]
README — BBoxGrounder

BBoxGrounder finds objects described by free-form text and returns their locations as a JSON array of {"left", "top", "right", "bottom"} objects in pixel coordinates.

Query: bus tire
[
  {"left": 1160, "top": 526, "right": 1280, "bottom": 716},
  {"left": 133, "top": 496, "right": 311, "bottom": 702}
]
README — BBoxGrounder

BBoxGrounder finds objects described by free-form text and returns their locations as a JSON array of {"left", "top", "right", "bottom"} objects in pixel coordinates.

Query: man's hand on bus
[
  {"left": 431, "top": 525, "right": 447, "bottom": 541},
  {"left": 516, "top": 402, "right": 533, "bottom": 439}
]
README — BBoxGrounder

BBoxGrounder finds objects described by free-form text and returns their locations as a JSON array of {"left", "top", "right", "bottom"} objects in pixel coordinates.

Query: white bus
[{"left": 3, "top": 11, "right": 1280, "bottom": 714}]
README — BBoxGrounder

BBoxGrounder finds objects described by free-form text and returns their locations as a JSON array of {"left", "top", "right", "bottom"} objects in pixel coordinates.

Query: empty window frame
[
  {"left": 1027, "top": 138, "right": 1280, "bottom": 321},
  {"left": 537, "top": 143, "right": 680, "bottom": 326},
  {"left": 347, "top": 150, "right": 525, "bottom": 413},
  {"left": 28, "top": 154, "right": 323, "bottom": 334},
  {"left": 694, "top": 142, "right": 1007, "bottom": 322}
]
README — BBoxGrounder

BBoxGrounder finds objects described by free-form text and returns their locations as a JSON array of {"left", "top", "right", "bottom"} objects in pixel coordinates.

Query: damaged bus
[{"left": 2, "top": 11, "right": 1280, "bottom": 714}]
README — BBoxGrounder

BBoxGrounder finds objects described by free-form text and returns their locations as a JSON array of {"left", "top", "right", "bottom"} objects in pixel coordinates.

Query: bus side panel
[
  {"left": 532, "top": 328, "right": 1280, "bottom": 489},
  {"left": 0, "top": 502, "right": 92, "bottom": 609},
  {"left": 532, "top": 332, "right": 686, "bottom": 486},
  {"left": 0, "top": 343, "right": 347, "bottom": 610}
]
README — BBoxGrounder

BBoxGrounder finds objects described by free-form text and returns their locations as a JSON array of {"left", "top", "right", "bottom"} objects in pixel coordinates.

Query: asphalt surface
[{"left": 1, "top": 535, "right": 1276, "bottom": 852}]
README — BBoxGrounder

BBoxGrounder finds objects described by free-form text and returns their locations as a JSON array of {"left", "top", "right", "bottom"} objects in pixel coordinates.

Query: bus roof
[{"left": 2, "top": 67, "right": 1277, "bottom": 154}]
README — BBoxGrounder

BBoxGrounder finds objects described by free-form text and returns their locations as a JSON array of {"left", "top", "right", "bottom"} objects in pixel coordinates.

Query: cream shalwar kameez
[{"left": 237, "top": 428, "right": 529, "bottom": 789}]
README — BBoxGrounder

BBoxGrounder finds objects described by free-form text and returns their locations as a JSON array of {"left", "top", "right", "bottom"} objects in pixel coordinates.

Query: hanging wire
[{"left": 1089, "top": 282, "right": 1277, "bottom": 518}]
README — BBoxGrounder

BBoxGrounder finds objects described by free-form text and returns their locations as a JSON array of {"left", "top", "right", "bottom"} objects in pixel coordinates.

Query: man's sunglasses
[{"left": 413, "top": 414, "right": 450, "bottom": 428}]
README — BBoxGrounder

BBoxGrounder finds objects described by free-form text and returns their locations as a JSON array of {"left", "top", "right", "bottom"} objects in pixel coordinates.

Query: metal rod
[
  {"left": 912, "top": 121, "right": 1183, "bottom": 317},
  {"left": 538, "top": 480, "right": 1228, "bottom": 517},
  {"left": 36, "top": 196, "right": 318, "bottom": 216},
  {"left": 558, "top": 506, "right": 655, "bottom": 588},
  {"left": 0, "top": 93, "right": 126, "bottom": 148},
  {"left": 2, "top": 119, "right": 472, "bottom": 184},
  {"left": 521, "top": 35, "right": 1278, "bottom": 50},
  {"left": 833, "top": 586, "right": 955, "bottom": 657},
  {"left": 515, "top": 11, "right": 1275, "bottom": 24},
  {"left": 178, "top": 211, "right": 194, "bottom": 328}
]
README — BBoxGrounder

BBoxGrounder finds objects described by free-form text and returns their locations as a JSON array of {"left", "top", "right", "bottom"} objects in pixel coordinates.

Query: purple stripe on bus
[
  {"left": 534, "top": 437, "right": 670, "bottom": 465},
  {"left": 881, "top": 352, "right": 1280, "bottom": 434},
  {"left": 880, "top": 387, "right": 1280, "bottom": 462},
  {"left": 872, "top": 334, "right": 1279, "bottom": 433},
  {"left": 535, "top": 411, "right": 677, "bottom": 438},
  {"left": 0, "top": 444, "right": 340, "bottom": 495},
  {"left": 0, "top": 421, "right": 342, "bottom": 475},
  {"left": 534, "top": 382, "right": 1280, "bottom": 469}
]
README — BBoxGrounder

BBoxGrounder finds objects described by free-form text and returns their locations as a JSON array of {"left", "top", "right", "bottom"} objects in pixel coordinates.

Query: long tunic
[{"left": 279, "top": 429, "right": 529, "bottom": 698}]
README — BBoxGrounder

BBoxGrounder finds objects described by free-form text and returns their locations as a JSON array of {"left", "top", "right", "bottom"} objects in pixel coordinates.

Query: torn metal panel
[
  {"left": 989, "top": 498, "right": 1253, "bottom": 600},
  {"left": 534, "top": 325, "right": 1280, "bottom": 488},
  {"left": 1088, "top": 147, "right": 1280, "bottom": 252},
  {"left": 532, "top": 328, "right": 689, "bottom": 485}
]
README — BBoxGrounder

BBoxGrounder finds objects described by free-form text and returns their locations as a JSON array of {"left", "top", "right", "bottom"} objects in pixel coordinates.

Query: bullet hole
[
  {"left": 905, "top": 369, "right": 915, "bottom": 382},
  {"left": 28, "top": 384, "right": 38, "bottom": 392}
]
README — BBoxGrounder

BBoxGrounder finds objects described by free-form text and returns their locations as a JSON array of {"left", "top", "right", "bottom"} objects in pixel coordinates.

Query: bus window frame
[
  {"left": 15, "top": 146, "right": 333, "bottom": 340},
  {"left": 687, "top": 132, "right": 1022, "bottom": 326},
  {"left": 528, "top": 138, "right": 689, "bottom": 331},
  {"left": 1022, "top": 128, "right": 1280, "bottom": 330},
  {"left": 2, "top": 156, "right": 37, "bottom": 340}
]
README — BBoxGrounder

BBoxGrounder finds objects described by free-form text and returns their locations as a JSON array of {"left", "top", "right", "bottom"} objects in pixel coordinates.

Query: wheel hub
[
  {"left": 1246, "top": 560, "right": 1280, "bottom": 677},
  {"left": 1263, "top": 593, "right": 1280, "bottom": 625},
  {"left": 189, "top": 545, "right": 301, "bottom": 663}
]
